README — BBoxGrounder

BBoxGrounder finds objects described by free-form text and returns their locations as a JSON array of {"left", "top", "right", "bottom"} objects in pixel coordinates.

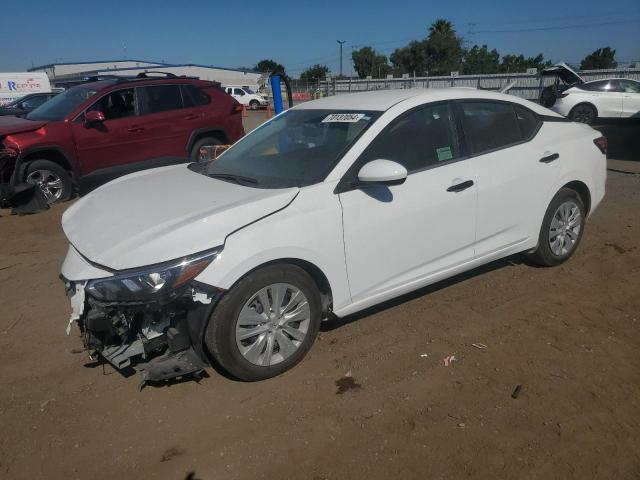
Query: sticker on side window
[
  {"left": 322, "top": 113, "right": 366, "bottom": 123},
  {"left": 436, "top": 146, "right": 453, "bottom": 162}
]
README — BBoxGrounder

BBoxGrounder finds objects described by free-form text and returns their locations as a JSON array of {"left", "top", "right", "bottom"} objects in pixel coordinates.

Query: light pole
[{"left": 337, "top": 40, "right": 346, "bottom": 77}]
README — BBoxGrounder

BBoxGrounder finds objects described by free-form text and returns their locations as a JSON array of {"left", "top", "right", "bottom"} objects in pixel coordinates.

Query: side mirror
[
  {"left": 85, "top": 110, "right": 105, "bottom": 125},
  {"left": 356, "top": 159, "right": 407, "bottom": 186}
]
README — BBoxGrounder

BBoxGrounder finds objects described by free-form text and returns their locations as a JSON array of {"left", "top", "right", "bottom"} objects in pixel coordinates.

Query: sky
[{"left": 2, "top": 0, "right": 639, "bottom": 75}]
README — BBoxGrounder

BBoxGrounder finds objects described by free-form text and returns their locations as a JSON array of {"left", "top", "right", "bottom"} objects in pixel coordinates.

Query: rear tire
[
  {"left": 529, "top": 188, "right": 586, "bottom": 267},
  {"left": 569, "top": 103, "right": 597, "bottom": 124},
  {"left": 24, "top": 159, "right": 72, "bottom": 204},
  {"left": 190, "top": 137, "right": 223, "bottom": 162},
  {"left": 205, "top": 264, "right": 322, "bottom": 381}
]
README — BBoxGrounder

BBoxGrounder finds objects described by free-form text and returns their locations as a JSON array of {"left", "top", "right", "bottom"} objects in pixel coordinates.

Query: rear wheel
[
  {"left": 24, "top": 159, "right": 72, "bottom": 204},
  {"left": 205, "top": 264, "right": 322, "bottom": 381},
  {"left": 529, "top": 188, "right": 586, "bottom": 267},
  {"left": 569, "top": 104, "right": 596, "bottom": 124},
  {"left": 190, "top": 137, "right": 223, "bottom": 162}
]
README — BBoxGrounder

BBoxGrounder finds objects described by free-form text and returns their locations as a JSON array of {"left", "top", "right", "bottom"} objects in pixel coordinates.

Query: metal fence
[{"left": 318, "top": 68, "right": 640, "bottom": 101}]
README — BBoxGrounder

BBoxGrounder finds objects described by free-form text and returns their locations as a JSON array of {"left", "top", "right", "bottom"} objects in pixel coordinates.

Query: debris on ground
[
  {"left": 511, "top": 384, "right": 523, "bottom": 399},
  {"left": 443, "top": 355, "right": 457, "bottom": 367},
  {"left": 471, "top": 343, "right": 488, "bottom": 350}
]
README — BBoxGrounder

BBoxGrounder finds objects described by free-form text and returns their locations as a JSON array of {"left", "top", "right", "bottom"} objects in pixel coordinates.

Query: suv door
[
  {"left": 455, "top": 100, "right": 560, "bottom": 257},
  {"left": 71, "top": 87, "right": 148, "bottom": 174},
  {"left": 339, "top": 102, "right": 477, "bottom": 303},
  {"left": 137, "top": 84, "right": 191, "bottom": 158}
]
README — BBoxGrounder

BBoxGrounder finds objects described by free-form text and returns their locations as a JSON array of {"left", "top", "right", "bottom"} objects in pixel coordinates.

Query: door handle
[
  {"left": 539, "top": 153, "right": 559, "bottom": 163},
  {"left": 127, "top": 126, "right": 145, "bottom": 133},
  {"left": 447, "top": 180, "right": 474, "bottom": 192}
]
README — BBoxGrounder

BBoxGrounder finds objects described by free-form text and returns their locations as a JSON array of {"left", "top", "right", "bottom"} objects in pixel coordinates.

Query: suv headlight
[{"left": 86, "top": 249, "right": 219, "bottom": 302}]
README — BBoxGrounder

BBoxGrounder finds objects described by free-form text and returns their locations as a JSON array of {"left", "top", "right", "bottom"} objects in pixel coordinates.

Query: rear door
[
  {"left": 616, "top": 80, "right": 640, "bottom": 118},
  {"left": 455, "top": 101, "right": 561, "bottom": 257},
  {"left": 579, "top": 80, "right": 623, "bottom": 118},
  {"left": 71, "top": 87, "right": 148, "bottom": 174}
]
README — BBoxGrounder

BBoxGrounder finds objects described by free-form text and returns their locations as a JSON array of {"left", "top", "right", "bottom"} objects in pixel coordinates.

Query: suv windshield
[
  {"left": 202, "top": 109, "right": 380, "bottom": 188},
  {"left": 27, "top": 87, "right": 97, "bottom": 121}
]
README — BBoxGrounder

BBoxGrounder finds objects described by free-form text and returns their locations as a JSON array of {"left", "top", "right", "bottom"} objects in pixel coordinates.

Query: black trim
[
  {"left": 186, "top": 127, "right": 229, "bottom": 154},
  {"left": 446, "top": 179, "right": 474, "bottom": 192},
  {"left": 539, "top": 153, "right": 560, "bottom": 163}
]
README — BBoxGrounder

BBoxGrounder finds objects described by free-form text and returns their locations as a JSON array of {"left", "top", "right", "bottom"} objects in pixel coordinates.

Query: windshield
[
  {"left": 26, "top": 87, "right": 96, "bottom": 121},
  {"left": 203, "top": 109, "right": 380, "bottom": 188},
  {"left": 243, "top": 87, "right": 256, "bottom": 94}
]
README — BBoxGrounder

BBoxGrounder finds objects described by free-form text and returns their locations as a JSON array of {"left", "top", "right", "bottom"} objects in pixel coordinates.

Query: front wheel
[
  {"left": 249, "top": 100, "right": 260, "bottom": 110},
  {"left": 205, "top": 265, "right": 322, "bottom": 381},
  {"left": 529, "top": 188, "right": 586, "bottom": 267},
  {"left": 24, "top": 159, "right": 72, "bottom": 204}
]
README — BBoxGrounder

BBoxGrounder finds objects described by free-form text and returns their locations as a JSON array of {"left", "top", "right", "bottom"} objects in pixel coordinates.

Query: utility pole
[{"left": 337, "top": 40, "right": 346, "bottom": 77}]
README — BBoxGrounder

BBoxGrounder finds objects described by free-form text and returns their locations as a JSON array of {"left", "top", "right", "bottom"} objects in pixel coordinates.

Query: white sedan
[
  {"left": 541, "top": 63, "right": 640, "bottom": 123},
  {"left": 60, "top": 88, "right": 607, "bottom": 383}
]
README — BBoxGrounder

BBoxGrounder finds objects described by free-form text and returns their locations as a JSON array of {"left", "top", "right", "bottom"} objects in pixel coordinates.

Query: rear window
[
  {"left": 181, "top": 85, "right": 210, "bottom": 107},
  {"left": 140, "top": 85, "right": 182, "bottom": 114},
  {"left": 459, "top": 102, "right": 523, "bottom": 154},
  {"left": 578, "top": 80, "right": 614, "bottom": 92}
]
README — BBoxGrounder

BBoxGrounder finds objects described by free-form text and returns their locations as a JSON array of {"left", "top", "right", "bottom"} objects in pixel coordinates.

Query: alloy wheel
[
  {"left": 549, "top": 200, "right": 582, "bottom": 256},
  {"left": 572, "top": 105, "right": 594, "bottom": 123},
  {"left": 235, "top": 283, "right": 311, "bottom": 366},
  {"left": 25, "top": 169, "right": 64, "bottom": 203}
]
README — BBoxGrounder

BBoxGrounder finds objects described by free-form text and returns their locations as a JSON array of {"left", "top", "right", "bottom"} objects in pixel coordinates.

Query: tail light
[{"left": 593, "top": 136, "right": 608, "bottom": 155}]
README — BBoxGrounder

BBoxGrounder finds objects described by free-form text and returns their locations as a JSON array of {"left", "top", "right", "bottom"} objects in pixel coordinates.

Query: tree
[
  {"left": 499, "top": 53, "right": 550, "bottom": 73},
  {"left": 352, "top": 46, "right": 391, "bottom": 78},
  {"left": 580, "top": 47, "right": 617, "bottom": 70},
  {"left": 299, "top": 64, "right": 329, "bottom": 84},
  {"left": 390, "top": 41, "right": 428, "bottom": 76},
  {"left": 255, "top": 59, "right": 286, "bottom": 74},
  {"left": 424, "top": 18, "right": 463, "bottom": 75},
  {"left": 462, "top": 45, "right": 500, "bottom": 74}
]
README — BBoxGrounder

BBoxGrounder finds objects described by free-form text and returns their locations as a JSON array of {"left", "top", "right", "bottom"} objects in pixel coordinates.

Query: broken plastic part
[
  {"left": 66, "top": 282, "right": 86, "bottom": 335},
  {"left": 192, "top": 290, "right": 212, "bottom": 304}
]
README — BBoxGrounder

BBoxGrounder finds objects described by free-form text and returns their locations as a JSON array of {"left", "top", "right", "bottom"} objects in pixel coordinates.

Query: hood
[
  {"left": 62, "top": 164, "right": 299, "bottom": 271},
  {"left": 541, "top": 62, "right": 584, "bottom": 85},
  {"left": 0, "top": 115, "right": 47, "bottom": 136}
]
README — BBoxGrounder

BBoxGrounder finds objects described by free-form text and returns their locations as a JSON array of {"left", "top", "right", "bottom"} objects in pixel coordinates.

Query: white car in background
[
  {"left": 60, "top": 89, "right": 607, "bottom": 384},
  {"left": 224, "top": 86, "right": 269, "bottom": 110},
  {"left": 541, "top": 63, "right": 640, "bottom": 123}
]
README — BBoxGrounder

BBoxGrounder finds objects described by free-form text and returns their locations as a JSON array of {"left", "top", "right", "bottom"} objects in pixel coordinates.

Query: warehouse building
[{"left": 28, "top": 59, "right": 264, "bottom": 89}]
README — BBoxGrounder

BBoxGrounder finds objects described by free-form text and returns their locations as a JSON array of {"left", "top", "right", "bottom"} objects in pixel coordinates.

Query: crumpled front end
[{"left": 61, "top": 245, "right": 223, "bottom": 388}]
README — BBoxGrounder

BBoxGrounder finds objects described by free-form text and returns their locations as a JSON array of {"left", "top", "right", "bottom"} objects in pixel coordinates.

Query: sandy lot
[{"left": 1, "top": 116, "right": 640, "bottom": 479}]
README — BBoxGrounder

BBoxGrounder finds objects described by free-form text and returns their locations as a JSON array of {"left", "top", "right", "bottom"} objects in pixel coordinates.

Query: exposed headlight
[{"left": 86, "top": 249, "right": 220, "bottom": 302}]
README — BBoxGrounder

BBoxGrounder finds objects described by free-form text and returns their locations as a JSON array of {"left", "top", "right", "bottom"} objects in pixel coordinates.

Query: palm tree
[{"left": 429, "top": 19, "right": 455, "bottom": 38}]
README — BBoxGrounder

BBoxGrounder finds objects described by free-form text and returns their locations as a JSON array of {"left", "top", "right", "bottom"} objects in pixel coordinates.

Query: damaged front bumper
[{"left": 63, "top": 277, "right": 222, "bottom": 387}]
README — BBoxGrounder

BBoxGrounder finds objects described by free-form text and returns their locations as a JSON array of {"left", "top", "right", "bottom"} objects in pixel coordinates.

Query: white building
[{"left": 28, "top": 59, "right": 264, "bottom": 89}]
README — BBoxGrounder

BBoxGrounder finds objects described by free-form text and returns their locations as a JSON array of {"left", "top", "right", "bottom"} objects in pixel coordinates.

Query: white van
[
  {"left": 224, "top": 85, "right": 269, "bottom": 110},
  {"left": 0, "top": 72, "right": 52, "bottom": 106}
]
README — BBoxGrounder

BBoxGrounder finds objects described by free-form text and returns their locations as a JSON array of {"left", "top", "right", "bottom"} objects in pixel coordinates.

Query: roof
[
  {"left": 296, "top": 88, "right": 559, "bottom": 116},
  {"left": 29, "top": 60, "right": 260, "bottom": 75},
  {"left": 28, "top": 59, "right": 169, "bottom": 71}
]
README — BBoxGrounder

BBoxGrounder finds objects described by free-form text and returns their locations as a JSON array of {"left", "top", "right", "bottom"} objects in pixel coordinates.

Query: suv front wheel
[{"left": 24, "top": 159, "right": 72, "bottom": 204}]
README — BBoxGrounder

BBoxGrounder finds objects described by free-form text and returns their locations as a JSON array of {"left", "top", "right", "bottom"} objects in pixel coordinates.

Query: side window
[
  {"left": 22, "top": 96, "right": 47, "bottom": 109},
  {"left": 140, "top": 85, "right": 183, "bottom": 114},
  {"left": 459, "top": 102, "right": 522, "bottom": 154},
  {"left": 616, "top": 80, "right": 640, "bottom": 94},
  {"left": 359, "top": 103, "right": 460, "bottom": 173},
  {"left": 181, "top": 85, "right": 211, "bottom": 108},
  {"left": 579, "top": 80, "right": 612, "bottom": 92},
  {"left": 88, "top": 88, "right": 136, "bottom": 120},
  {"left": 234, "top": 88, "right": 246, "bottom": 96},
  {"left": 514, "top": 105, "right": 540, "bottom": 140}
]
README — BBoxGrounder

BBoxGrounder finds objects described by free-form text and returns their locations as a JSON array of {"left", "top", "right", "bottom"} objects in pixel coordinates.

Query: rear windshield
[
  {"left": 26, "top": 87, "right": 97, "bottom": 121},
  {"left": 200, "top": 109, "right": 380, "bottom": 188}
]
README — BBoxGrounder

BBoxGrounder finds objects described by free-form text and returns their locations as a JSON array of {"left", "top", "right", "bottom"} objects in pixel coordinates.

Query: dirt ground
[{"left": 1, "top": 116, "right": 640, "bottom": 479}]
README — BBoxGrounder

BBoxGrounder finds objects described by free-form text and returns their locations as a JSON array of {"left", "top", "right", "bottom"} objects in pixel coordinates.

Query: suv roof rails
[{"left": 136, "top": 71, "right": 178, "bottom": 78}]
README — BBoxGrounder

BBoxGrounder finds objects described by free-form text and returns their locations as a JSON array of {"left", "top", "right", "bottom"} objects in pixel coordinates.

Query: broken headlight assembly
[{"left": 86, "top": 249, "right": 220, "bottom": 302}]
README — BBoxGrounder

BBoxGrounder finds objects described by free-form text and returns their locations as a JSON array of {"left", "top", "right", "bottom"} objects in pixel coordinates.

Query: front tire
[
  {"left": 205, "top": 264, "right": 322, "bottom": 381},
  {"left": 249, "top": 100, "right": 260, "bottom": 110},
  {"left": 529, "top": 188, "right": 586, "bottom": 267},
  {"left": 24, "top": 159, "right": 72, "bottom": 204}
]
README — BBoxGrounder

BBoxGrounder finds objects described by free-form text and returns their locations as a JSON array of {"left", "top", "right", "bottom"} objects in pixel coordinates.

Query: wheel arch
[
  {"left": 13, "top": 146, "right": 77, "bottom": 185},
  {"left": 562, "top": 180, "right": 591, "bottom": 215},
  {"left": 186, "top": 128, "right": 229, "bottom": 154}
]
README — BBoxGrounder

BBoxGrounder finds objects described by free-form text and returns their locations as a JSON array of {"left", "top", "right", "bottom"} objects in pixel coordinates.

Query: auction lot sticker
[{"left": 322, "top": 113, "right": 366, "bottom": 123}]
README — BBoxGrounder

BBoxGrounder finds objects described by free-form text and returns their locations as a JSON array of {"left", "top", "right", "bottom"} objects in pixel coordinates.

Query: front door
[{"left": 339, "top": 102, "right": 477, "bottom": 304}]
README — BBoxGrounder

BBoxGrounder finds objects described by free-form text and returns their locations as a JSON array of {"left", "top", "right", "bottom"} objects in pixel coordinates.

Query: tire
[
  {"left": 529, "top": 188, "right": 586, "bottom": 267},
  {"left": 190, "top": 136, "right": 223, "bottom": 162},
  {"left": 24, "top": 159, "right": 72, "bottom": 204},
  {"left": 205, "top": 264, "right": 322, "bottom": 381},
  {"left": 569, "top": 103, "right": 597, "bottom": 124},
  {"left": 249, "top": 100, "right": 260, "bottom": 110}
]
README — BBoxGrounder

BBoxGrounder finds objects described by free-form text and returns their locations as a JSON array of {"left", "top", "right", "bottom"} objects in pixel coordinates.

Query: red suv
[{"left": 0, "top": 74, "right": 244, "bottom": 204}]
